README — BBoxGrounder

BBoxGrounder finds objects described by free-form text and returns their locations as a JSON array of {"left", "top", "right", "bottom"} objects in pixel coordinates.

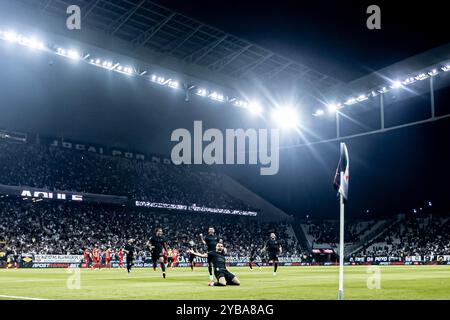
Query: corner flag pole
[
  {"left": 338, "top": 170, "right": 345, "bottom": 300},
  {"left": 334, "top": 142, "right": 348, "bottom": 300}
]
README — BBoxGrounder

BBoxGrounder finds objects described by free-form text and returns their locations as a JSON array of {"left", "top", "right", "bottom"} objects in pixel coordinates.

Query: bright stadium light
[
  {"left": 415, "top": 73, "right": 429, "bottom": 81},
  {"left": 442, "top": 65, "right": 450, "bottom": 72},
  {"left": 428, "top": 69, "right": 438, "bottom": 76},
  {"left": 327, "top": 103, "right": 339, "bottom": 113},
  {"left": 271, "top": 107, "right": 299, "bottom": 129},
  {"left": 247, "top": 102, "right": 263, "bottom": 115},
  {"left": 402, "top": 77, "right": 415, "bottom": 85},
  {"left": 313, "top": 109, "right": 324, "bottom": 117},
  {"left": 196, "top": 88, "right": 208, "bottom": 96},
  {"left": 168, "top": 80, "right": 179, "bottom": 89},
  {"left": 67, "top": 50, "right": 80, "bottom": 60},
  {"left": 344, "top": 98, "right": 357, "bottom": 105},
  {"left": 209, "top": 92, "right": 224, "bottom": 102},
  {"left": 356, "top": 94, "right": 368, "bottom": 102},
  {"left": 391, "top": 81, "right": 402, "bottom": 89},
  {"left": 4, "top": 31, "right": 18, "bottom": 43}
]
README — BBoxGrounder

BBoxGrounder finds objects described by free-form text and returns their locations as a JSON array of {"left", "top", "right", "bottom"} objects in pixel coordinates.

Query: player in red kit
[
  {"left": 92, "top": 246, "right": 101, "bottom": 270},
  {"left": 83, "top": 248, "right": 90, "bottom": 269},
  {"left": 104, "top": 247, "right": 111, "bottom": 269},
  {"left": 118, "top": 247, "right": 124, "bottom": 269},
  {"left": 172, "top": 248, "right": 179, "bottom": 269}
]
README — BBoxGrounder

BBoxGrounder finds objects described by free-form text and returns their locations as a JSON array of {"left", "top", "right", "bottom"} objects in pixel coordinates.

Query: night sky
[{"left": 0, "top": 1, "right": 449, "bottom": 220}]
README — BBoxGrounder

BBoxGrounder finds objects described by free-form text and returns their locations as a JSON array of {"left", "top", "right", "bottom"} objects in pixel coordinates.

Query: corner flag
[
  {"left": 334, "top": 142, "right": 349, "bottom": 301},
  {"left": 333, "top": 142, "right": 349, "bottom": 201}
]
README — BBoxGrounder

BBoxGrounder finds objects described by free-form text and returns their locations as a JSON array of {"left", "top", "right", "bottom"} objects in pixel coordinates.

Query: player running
[
  {"left": 188, "top": 242, "right": 240, "bottom": 287},
  {"left": 148, "top": 228, "right": 168, "bottom": 279},
  {"left": 248, "top": 246, "right": 262, "bottom": 270},
  {"left": 263, "top": 233, "right": 282, "bottom": 276},
  {"left": 124, "top": 239, "right": 135, "bottom": 274},
  {"left": 200, "top": 227, "right": 225, "bottom": 286}
]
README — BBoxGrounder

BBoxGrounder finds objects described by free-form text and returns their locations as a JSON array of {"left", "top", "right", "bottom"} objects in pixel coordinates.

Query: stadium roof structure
[{"left": 16, "top": 0, "right": 343, "bottom": 93}]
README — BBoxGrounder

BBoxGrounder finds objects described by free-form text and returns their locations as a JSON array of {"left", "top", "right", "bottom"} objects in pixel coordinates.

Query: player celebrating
[
  {"left": 200, "top": 227, "right": 225, "bottom": 286},
  {"left": 263, "top": 233, "right": 282, "bottom": 276},
  {"left": 249, "top": 246, "right": 262, "bottom": 270},
  {"left": 148, "top": 228, "right": 168, "bottom": 279},
  {"left": 124, "top": 239, "right": 135, "bottom": 274},
  {"left": 188, "top": 242, "right": 240, "bottom": 287}
]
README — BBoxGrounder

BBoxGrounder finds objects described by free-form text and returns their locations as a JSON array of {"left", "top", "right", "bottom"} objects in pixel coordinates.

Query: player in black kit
[
  {"left": 200, "top": 227, "right": 225, "bottom": 286},
  {"left": 249, "top": 246, "right": 261, "bottom": 270},
  {"left": 148, "top": 228, "right": 168, "bottom": 279},
  {"left": 263, "top": 233, "right": 282, "bottom": 276},
  {"left": 124, "top": 239, "right": 135, "bottom": 274},
  {"left": 188, "top": 242, "right": 240, "bottom": 286}
]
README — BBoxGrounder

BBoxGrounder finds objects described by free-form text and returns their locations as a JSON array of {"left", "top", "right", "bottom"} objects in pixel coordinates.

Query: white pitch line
[{"left": 0, "top": 294, "right": 50, "bottom": 300}]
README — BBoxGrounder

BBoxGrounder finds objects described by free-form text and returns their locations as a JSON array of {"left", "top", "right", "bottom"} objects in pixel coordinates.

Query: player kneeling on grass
[{"left": 188, "top": 243, "right": 240, "bottom": 287}]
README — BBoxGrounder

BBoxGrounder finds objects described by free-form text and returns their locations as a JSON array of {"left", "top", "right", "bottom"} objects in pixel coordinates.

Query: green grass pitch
[{"left": 1, "top": 266, "right": 449, "bottom": 300}]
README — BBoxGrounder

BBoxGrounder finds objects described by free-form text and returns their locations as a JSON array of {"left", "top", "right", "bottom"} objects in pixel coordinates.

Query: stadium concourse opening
[{"left": 0, "top": 0, "right": 450, "bottom": 308}]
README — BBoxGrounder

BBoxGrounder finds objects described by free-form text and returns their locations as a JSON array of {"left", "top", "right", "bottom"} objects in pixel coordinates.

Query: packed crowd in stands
[
  {"left": 359, "top": 215, "right": 450, "bottom": 258},
  {"left": 0, "top": 199, "right": 303, "bottom": 258},
  {"left": 305, "top": 220, "right": 376, "bottom": 245},
  {"left": 0, "top": 140, "right": 252, "bottom": 210}
]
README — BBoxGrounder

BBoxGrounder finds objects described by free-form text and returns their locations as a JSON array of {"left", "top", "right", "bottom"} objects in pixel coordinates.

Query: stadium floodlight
[
  {"left": 441, "top": 65, "right": 450, "bottom": 72},
  {"left": 391, "top": 81, "right": 402, "bottom": 89},
  {"left": 209, "top": 92, "right": 224, "bottom": 102},
  {"left": 313, "top": 109, "right": 324, "bottom": 117},
  {"left": 428, "top": 69, "right": 438, "bottom": 76},
  {"left": 356, "top": 94, "right": 368, "bottom": 102},
  {"left": 344, "top": 98, "right": 357, "bottom": 105},
  {"left": 402, "top": 77, "right": 415, "bottom": 85},
  {"left": 168, "top": 80, "right": 179, "bottom": 89},
  {"left": 327, "top": 103, "right": 340, "bottom": 113},
  {"left": 377, "top": 87, "right": 389, "bottom": 94},
  {"left": 415, "top": 73, "right": 429, "bottom": 81},
  {"left": 271, "top": 107, "right": 299, "bottom": 129},
  {"left": 95, "top": 59, "right": 101, "bottom": 65},
  {"left": 428, "top": 201, "right": 432, "bottom": 207},
  {"left": 4, "top": 31, "right": 18, "bottom": 43},
  {"left": 67, "top": 50, "right": 80, "bottom": 60},
  {"left": 57, "top": 47, "right": 66, "bottom": 55},
  {"left": 196, "top": 88, "right": 208, "bottom": 96},
  {"left": 247, "top": 102, "right": 263, "bottom": 115}
]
